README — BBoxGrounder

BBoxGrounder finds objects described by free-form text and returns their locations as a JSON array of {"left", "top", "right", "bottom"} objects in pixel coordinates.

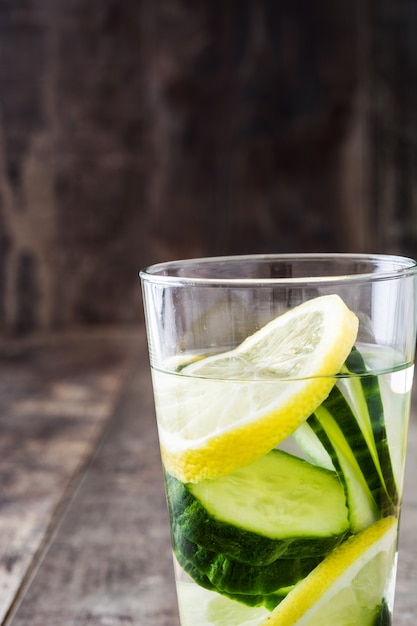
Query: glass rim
[{"left": 139, "top": 253, "right": 417, "bottom": 287}]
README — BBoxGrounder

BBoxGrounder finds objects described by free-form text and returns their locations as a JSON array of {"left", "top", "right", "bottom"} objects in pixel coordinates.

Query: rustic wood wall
[{"left": 0, "top": 0, "right": 416, "bottom": 335}]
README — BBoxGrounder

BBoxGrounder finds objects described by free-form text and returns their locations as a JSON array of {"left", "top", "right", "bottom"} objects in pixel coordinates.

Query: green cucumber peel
[
  {"left": 372, "top": 600, "right": 392, "bottom": 625},
  {"left": 305, "top": 346, "right": 398, "bottom": 532},
  {"left": 308, "top": 407, "right": 379, "bottom": 532},
  {"left": 342, "top": 347, "right": 398, "bottom": 508},
  {"left": 173, "top": 550, "right": 290, "bottom": 610},
  {"left": 172, "top": 523, "right": 321, "bottom": 595}
]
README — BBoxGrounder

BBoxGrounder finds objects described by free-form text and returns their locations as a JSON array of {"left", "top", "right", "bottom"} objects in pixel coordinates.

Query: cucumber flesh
[
  {"left": 342, "top": 347, "right": 398, "bottom": 508},
  {"left": 166, "top": 450, "right": 349, "bottom": 566},
  {"left": 308, "top": 408, "right": 379, "bottom": 532},
  {"left": 188, "top": 450, "right": 349, "bottom": 539},
  {"left": 292, "top": 420, "right": 335, "bottom": 471},
  {"left": 304, "top": 348, "right": 398, "bottom": 532}
]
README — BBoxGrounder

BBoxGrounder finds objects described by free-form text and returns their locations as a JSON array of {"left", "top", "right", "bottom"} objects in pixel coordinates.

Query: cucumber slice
[
  {"left": 314, "top": 383, "right": 395, "bottom": 517},
  {"left": 173, "top": 524, "right": 321, "bottom": 595},
  {"left": 303, "top": 347, "right": 398, "bottom": 533},
  {"left": 166, "top": 450, "right": 349, "bottom": 566},
  {"left": 342, "top": 347, "right": 398, "bottom": 508},
  {"left": 373, "top": 600, "right": 392, "bottom": 625},
  {"left": 308, "top": 410, "right": 379, "bottom": 533},
  {"left": 174, "top": 551, "right": 291, "bottom": 611},
  {"left": 292, "top": 420, "right": 335, "bottom": 471}
]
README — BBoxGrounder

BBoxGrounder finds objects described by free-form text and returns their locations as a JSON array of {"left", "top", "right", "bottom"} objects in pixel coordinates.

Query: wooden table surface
[{"left": 0, "top": 327, "right": 415, "bottom": 625}]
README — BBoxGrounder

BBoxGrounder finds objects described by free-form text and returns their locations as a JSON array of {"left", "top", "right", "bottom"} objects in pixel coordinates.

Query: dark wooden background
[{"left": 0, "top": 0, "right": 416, "bottom": 336}]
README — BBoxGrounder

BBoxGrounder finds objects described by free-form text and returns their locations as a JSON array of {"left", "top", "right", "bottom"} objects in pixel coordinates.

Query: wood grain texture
[
  {"left": 1, "top": 1, "right": 416, "bottom": 335},
  {"left": 6, "top": 330, "right": 178, "bottom": 626},
  {"left": 0, "top": 328, "right": 141, "bottom": 624}
]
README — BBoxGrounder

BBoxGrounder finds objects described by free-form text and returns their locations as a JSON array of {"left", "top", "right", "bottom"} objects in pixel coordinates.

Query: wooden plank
[
  {"left": 6, "top": 332, "right": 178, "bottom": 626},
  {"left": 5, "top": 337, "right": 417, "bottom": 625},
  {"left": 0, "top": 328, "right": 141, "bottom": 624}
]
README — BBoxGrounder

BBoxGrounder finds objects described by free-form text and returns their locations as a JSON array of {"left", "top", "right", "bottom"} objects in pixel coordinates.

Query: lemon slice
[
  {"left": 153, "top": 294, "right": 358, "bottom": 482},
  {"left": 176, "top": 580, "right": 270, "bottom": 626},
  {"left": 259, "top": 515, "right": 397, "bottom": 626}
]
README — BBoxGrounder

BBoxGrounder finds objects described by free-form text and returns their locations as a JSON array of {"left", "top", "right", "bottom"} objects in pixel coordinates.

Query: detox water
[
  {"left": 153, "top": 346, "right": 413, "bottom": 626},
  {"left": 140, "top": 253, "right": 417, "bottom": 626}
]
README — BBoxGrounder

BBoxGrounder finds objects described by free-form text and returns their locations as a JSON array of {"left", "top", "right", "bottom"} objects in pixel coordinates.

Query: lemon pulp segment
[
  {"left": 154, "top": 295, "right": 359, "bottom": 483},
  {"left": 260, "top": 516, "right": 397, "bottom": 626}
]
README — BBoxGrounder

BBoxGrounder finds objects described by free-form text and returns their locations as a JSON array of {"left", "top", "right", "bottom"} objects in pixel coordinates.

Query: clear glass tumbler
[{"left": 140, "top": 253, "right": 417, "bottom": 626}]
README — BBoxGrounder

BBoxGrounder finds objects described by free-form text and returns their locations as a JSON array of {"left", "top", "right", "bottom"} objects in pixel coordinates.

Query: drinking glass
[{"left": 140, "top": 253, "right": 417, "bottom": 626}]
